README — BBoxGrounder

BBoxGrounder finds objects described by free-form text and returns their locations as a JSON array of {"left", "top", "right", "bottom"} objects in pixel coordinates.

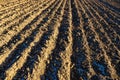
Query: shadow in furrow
[
  {"left": 13, "top": 30, "right": 52, "bottom": 80},
  {"left": 91, "top": 0, "right": 120, "bottom": 25},
  {"left": 92, "top": 60, "right": 109, "bottom": 76},
  {"left": 0, "top": 14, "right": 48, "bottom": 80},
  {"left": 0, "top": 0, "right": 59, "bottom": 79},
  {"left": 88, "top": 1, "right": 120, "bottom": 35},
  {"left": 0, "top": 2, "right": 35, "bottom": 24},
  {"left": 71, "top": 0, "right": 80, "bottom": 27},
  {"left": 70, "top": 0, "right": 89, "bottom": 80},
  {"left": 0, "top": 0, "right": 54, "bottom": 55},
  {"left": 43, "top": 23, "right": 69, "bottom": 80},
  {"left": 82, "top": 0, "right": 120, "bottom": 57},
  {"left": 71, "top": 29, "right": 88, "bottom": 80},
  {"left": 99, "top": 0, "right": 120, "bottom": 12},
  {"left": 43, "top": 1, "right": 70, "bottom": 80},
  {"left": 0, "top": 0, "right": 55, "bottom": 54},
  {"left": 12, "top": 0, "right": 64, "bottom": 79},
  {"left": 0, "top": 1, "right": 29, "bottom": 16},
  {"left": 82, "top": 0, "right": 120, "bottom": 78},
  {"left": 78, "top": 0, "right": 112, "bottom": 77}
]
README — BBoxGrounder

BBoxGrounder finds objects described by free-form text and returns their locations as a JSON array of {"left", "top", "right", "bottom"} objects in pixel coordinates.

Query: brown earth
[
  {"left": 103, "top": 0, "right": 120, "bottom": 8},
  {"left": 0, "top": 0, "right": 120, "bottom": 80}
]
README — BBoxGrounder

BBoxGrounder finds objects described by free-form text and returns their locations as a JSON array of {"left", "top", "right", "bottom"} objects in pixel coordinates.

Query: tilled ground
[{"left": 0, "top": 0, "right": 120, "bottom": 80}]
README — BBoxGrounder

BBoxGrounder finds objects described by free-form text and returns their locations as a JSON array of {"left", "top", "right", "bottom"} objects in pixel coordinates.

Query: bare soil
[
  {"left": 103, "top": 0, "right": 120, "bottom": 8},
  {"left": 0, "top": 0, "right": 120, "bottom": 80}
]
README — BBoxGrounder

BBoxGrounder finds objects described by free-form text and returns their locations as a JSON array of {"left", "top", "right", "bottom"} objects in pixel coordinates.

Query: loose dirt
[{"left": 0, "top": 0, "right": 120, "bottom": 80}]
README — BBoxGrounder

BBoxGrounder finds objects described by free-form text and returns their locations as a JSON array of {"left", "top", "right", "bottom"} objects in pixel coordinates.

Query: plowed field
[{"left": 0, "top": 0, "right": 120, "bottom": 80}]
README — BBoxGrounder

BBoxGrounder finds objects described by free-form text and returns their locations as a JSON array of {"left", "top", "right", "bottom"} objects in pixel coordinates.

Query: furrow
[
  {"left": 5, "top": 0, "right": 64, "bottom": 79},
  {"left": 0, "top": 0, "right": 57, "bottom": 68},
  {"left": 82, "top": 0, "right": 120, "bottom": 77},
  {"left": 0, "top": 0, "right": 48, "bottom": 23},
  {"left": 0, "top": 0, "right": 22, "bottom": 11},
  {"left": 87, "top": 0, "right": 120, "bottom": 35},
  {"left": 0, "top": 1, "right": 36, "bottom": 24},
  {"left": 94, "top": 0, "right": 120, "bottom": 18},
  {"left": 0, "top": 0, "right": 49, "bottom": 35},
  {"left": 92, "top": 0, "right": 120, "bottom": 24},
  {"left": 85, "top": 0, "right": 120, "bottom": 53},
  {"left": 57, "top": 0, "right": 73, "bottom": 79},
  {"left": 0, "top": 0, "right": 119, "bottom": 79},
  {"left": 4, "top": 0, "right": 62, "bottom": 79},
  {"left": 98, "top": 0, "right": 120, "bottom": 15},
  {"left": 83, "top": 0, "right": 120, "bottom": 50},
  {"left": 27, "top": 0, "right": 66, "bottom": 80},
  {"left": 0, "top": 1, "right": 32, "bottom": 20},
  {"left": 0, "top": 0, "right": 52, "bottom": 47},
  {"left": 70, "top": 0, "right": 96, "bottom": 80},
  {"left": 80, "top": 0, "right": 120, "bottom": 53},
  {"left": 0, "top": 0, "right": 30, "bottom": 15},
  {"left": 81, "top": 0, "right": 119, "bottom": 79},
  {"left": 43, "top": 0, "right": 72, "bottom": 80}
]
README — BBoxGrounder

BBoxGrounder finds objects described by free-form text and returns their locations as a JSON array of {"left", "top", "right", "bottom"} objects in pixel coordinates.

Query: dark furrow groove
[
  {"left": 83, "top": 0, "right": 120, "bottom": 50},
  {"left": 71, "top": 0, "right": 80, "bottom": 27},
  {"left": 43, "top": 1, "right": 70, "bottom": 80},
  {"left": 80, "top": 0, "right": 119, "bottom": 79},
  {"left": 0, "top": 0, "right": 46, "bottom": 35},
  {"left": 78, "top": 0, "right": 112, "bottom": 78},
  {"left": 11, "top": 0, "right": 64, "bottom": 79},
  {"left": 0, "top": 1, "right": 30, "bottom": 16},
  {"left": 87, "top": 0, "right": 120, "bottom": 35},
  {"left": 99, "top": 0, "right": 120, "bottom": 13},
  {"left": 0, "top": 0, "right": 120, "bottom": 79},
  {"left": 70, "top": 0, "right": 89, "bottom": 80},
  {"left": 0, "top": 0, "right": 59, "bottom": 79},
  {"left": 0, "top": 0, "right": 56, "bottom": 54}
]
